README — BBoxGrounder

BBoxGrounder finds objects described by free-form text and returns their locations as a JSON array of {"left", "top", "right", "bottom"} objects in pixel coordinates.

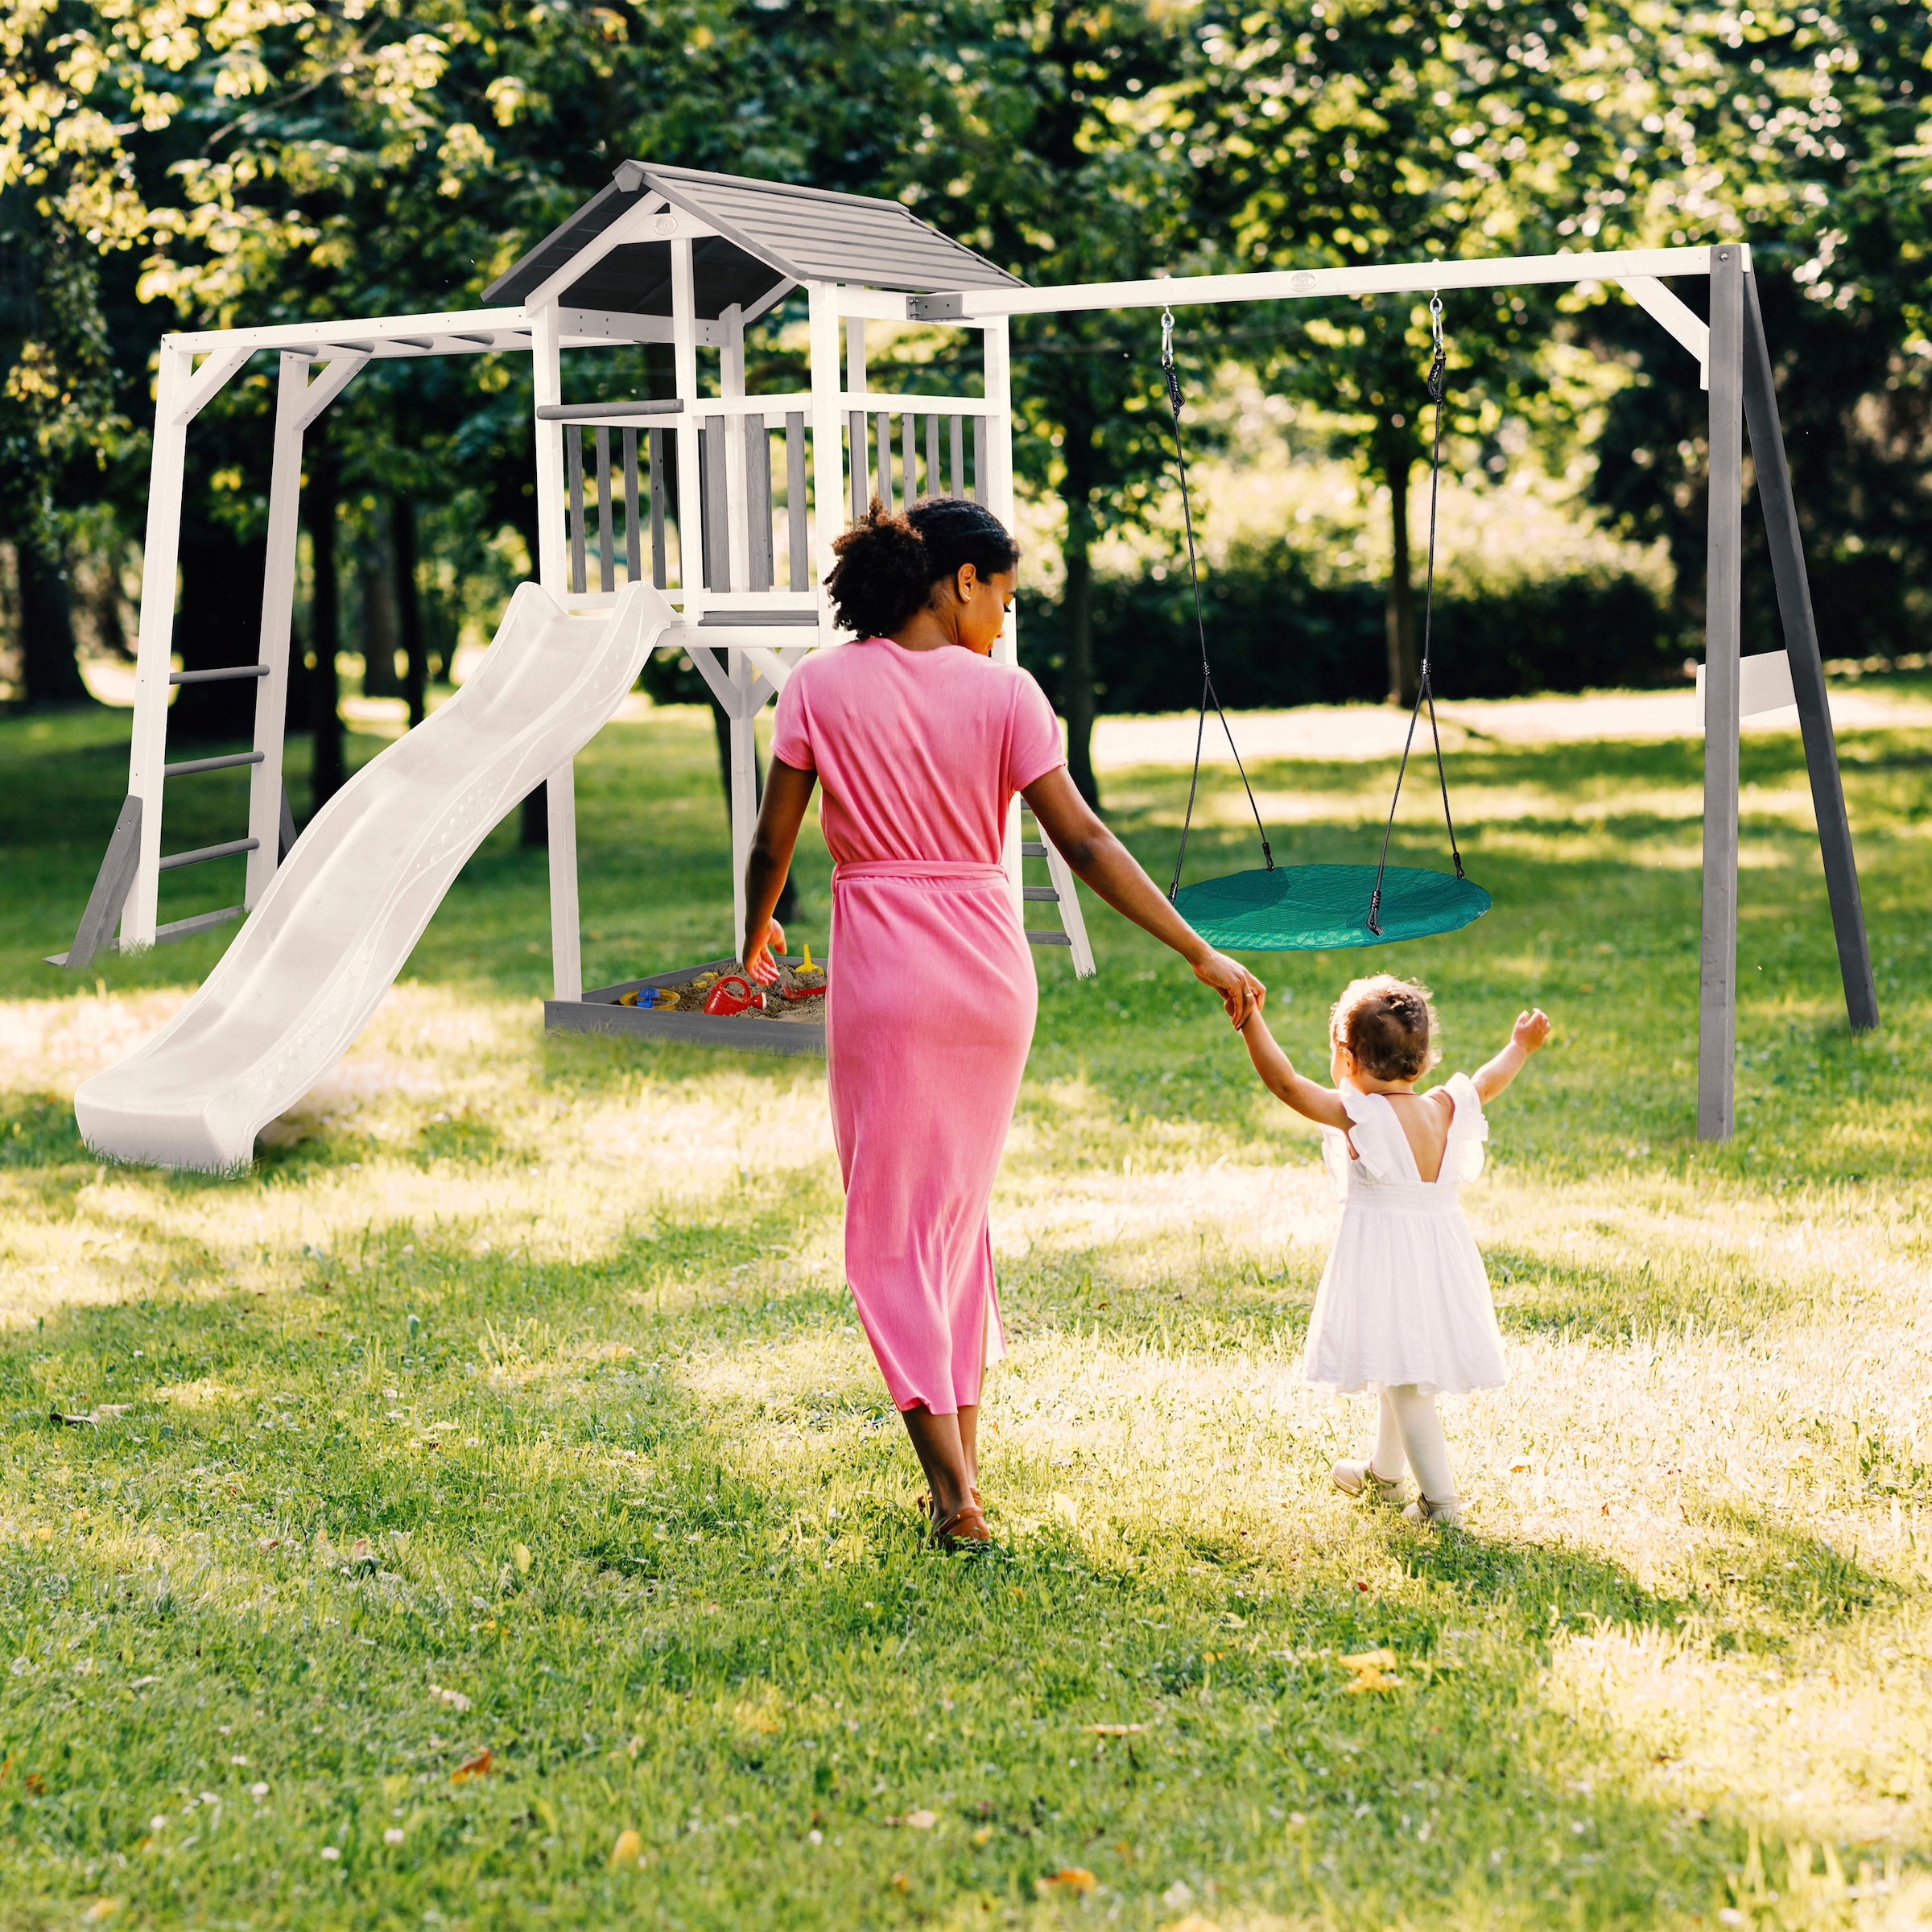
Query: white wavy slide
[{"left": 76, "top": 580, "right": 676, "bottom": 1171}]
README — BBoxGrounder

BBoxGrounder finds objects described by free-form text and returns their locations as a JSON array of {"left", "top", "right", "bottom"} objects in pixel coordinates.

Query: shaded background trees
[{"left": 4, "top": 0, "right": 1930, "bottom": 804}]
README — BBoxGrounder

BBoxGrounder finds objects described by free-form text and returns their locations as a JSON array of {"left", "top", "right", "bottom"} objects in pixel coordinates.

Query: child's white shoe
[
  {"left": 1331, "top": 1459, "right": 1410, "bottom": 1505},
  {"left": 1402, "top": 1495, "right": 1464, "bottom": 1528}
]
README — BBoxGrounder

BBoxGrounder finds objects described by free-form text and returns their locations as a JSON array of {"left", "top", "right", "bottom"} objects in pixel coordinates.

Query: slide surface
[{"left": 76, "top": 580, "right": 676, "bottom": 1170}]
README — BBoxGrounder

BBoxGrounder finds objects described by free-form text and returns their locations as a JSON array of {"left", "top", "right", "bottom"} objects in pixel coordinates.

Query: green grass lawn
[{"left": 1, "top": 696, "right": 1930, "bottom": 1930}]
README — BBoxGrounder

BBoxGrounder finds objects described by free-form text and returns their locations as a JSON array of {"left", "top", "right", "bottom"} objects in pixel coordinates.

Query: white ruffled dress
[{"left": 1302, "top": 1074, "right": 1506, "bottom": 1397}]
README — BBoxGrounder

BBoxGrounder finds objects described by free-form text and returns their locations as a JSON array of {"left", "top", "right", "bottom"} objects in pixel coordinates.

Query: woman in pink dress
[{"left": 743, "top": 499, "right": 1261, "bottom": 1546}]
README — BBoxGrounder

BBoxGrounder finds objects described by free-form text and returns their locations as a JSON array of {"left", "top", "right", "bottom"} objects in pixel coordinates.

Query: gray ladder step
[
  {"left": 1026, "top": 929, "right": 1073, "bottom": 947},
  {"left": 1020, "top": 840, "right": 1047, "bottom": 857},
  {"left": 1022, "top": 885, "right": 1059, "bottom": 901},
  {"left": 158, "top": 836, "right": 259, "bottom": 873},
  {"left": 163, "top": 749, "right": 265, "bottom": 778},
  {"left": 170, "top": 664, "right": 268, "bottom": 685}
]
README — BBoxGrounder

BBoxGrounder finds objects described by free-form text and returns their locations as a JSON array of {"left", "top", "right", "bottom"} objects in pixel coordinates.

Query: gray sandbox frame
[{"left": 546, "top": 955, "right": 826, "bottom": 1058}]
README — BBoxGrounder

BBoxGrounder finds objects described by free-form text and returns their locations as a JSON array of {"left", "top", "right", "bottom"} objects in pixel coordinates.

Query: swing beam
[{"left": 911, "top": 242, "right": 1879, "bottom": 1143}]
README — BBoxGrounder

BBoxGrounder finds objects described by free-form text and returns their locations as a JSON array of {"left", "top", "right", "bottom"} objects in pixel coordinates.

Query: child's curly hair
[{"left": 1330, "top": 974, "right": 1440, "bottom": 1082}]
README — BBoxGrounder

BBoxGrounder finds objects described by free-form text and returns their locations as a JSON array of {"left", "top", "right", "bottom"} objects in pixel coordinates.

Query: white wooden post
[
  {"left": 981, "top": 316, "right": 1026, "bottom": 919},
  {"left": 122, "top": 342, "right": 195, "bottom": 947},
  {"left": 845, "top": 308, "right": 868, "bottom": 521},
  {"left": 721, "top": 302, "right": 749, "bottom": 596},
  {"left": 807, "top": 282, "right": 844, "bottom": 644},
  {"left": 730, "top": 656, "right": 759, "bottom": 962},
  {"left": 530, "top": 299, "right": 583, "bottom": 1001},
  {"left": 671, "top": 238, "right": 704, "bottom": 607},
  {"left": 244, "top": 353, "right": 310, "bottom": 906}
]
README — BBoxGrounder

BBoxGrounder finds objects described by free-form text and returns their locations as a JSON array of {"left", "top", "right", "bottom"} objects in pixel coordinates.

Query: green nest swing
[{"left": 1156, "top": 299, "right": 1492, "bottom": 955}]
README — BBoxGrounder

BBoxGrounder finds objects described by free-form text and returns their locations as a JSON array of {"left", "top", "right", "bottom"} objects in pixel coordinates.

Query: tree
[{"left": 1184, "top": 0, "right": 1641, "bottom": 704}]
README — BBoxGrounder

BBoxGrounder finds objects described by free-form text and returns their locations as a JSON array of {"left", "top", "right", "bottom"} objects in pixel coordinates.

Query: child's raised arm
[
  {"left": 1238, "top": 1010, "right": 1352, "bottom": 1129},
  {"left": 1472, "top": 1008, "right": 1552, "bottom": 1104}
]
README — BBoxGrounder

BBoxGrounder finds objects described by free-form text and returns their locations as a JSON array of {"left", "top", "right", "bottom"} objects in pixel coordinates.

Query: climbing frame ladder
[
  {"left": 1019, "top": 807, "right": 1095, "bottom": 976},
  {"left": 53, "top": 347, "right": 365, "bottom": 972}
]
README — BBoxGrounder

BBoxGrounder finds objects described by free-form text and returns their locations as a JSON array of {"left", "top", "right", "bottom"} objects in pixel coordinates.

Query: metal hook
[
  {"left": 1161, "top": 306, "right": 1175, "bottom": 369},
  {"left": 1430, "top": 293, "right": 1444, "bottom": 349}
]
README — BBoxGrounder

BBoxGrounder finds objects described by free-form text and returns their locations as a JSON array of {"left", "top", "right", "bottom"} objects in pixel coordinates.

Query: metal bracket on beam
[{"left": 907, "top": 291, "right": 964, "bottom": 322}]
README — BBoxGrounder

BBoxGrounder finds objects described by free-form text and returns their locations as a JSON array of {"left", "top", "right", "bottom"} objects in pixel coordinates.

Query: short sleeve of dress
[
  {"left": 770, "top": 665, "right": 814, "bottom": 772},
  {"left": 1002, "top": 670, "right": 1065, "bottom": 795},
  {"left": 1443, "top": 1071, "right": 1489, "bottom": 1183}
]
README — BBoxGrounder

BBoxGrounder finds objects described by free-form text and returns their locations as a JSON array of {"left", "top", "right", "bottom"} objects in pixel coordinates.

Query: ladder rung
[
  {"left": 170, "top": 665, "right": 269, "bottom": 685},
  {"left": 158, "top": 836, "right": 259, "bottom": 872},
  {"left": 1026, "top": 929, "right": 1073, "bottom": 946},
  {"left": 1022, "top": 886, "right": 1059, "bottom": 901},
  {"left": 163, "top": 751, "right": 266, "bottom": 778},
  {"left": 1020, "top": 840, "right": 1048, "bottom": 857}
]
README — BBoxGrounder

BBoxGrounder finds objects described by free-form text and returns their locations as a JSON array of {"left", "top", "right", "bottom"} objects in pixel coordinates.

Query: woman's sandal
[{"left": 931, "top": 1500, "right": 993, "bottom": 1549}]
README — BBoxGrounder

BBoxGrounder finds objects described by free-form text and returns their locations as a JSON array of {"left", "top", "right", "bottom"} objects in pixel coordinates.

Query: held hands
[
  {"left": 1193, "top": 949, "right": 1265, "bottom": 1029},
  {"left": 1513, "top": 1008, "right": 1552, "bottom": 1054},
  {"left": 745, "top": 916, "right": 786, "bottom": 985}
]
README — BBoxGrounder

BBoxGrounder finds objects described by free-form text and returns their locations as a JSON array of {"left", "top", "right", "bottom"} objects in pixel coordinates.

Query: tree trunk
[
  {"left": 1381, "top": 438, "right": 1418, "bottom": 707},
  {"left": 172, "top": 518, "right": 268, "bottom": 739},
  {"left": 521, "top": 783, "right": 548, "bottom": 848},
  {"left": 308, "top": 435, "right": 345, "bottom": 811},
  {"left": 17, "top": 539, "right": 92, "bottom": 706},
  {"left": 358, "top": 499, "right": 402, "bottom": 696},
  {"left": 394, "top": 494, "right": 426, "bottom": 727}
]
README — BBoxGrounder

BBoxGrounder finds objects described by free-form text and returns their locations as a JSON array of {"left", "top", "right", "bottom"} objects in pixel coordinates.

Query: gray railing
[{"left": 848, "top": 408, "right": 985, "bottom": 520}]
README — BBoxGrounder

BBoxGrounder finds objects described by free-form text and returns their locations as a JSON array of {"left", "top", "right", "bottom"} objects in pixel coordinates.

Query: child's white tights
[{"left": 1370, "top": 1385, "right": 1457, "bottom": 1504}]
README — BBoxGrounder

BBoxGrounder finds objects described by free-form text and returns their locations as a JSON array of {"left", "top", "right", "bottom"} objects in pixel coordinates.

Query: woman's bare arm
[
  {"left": 742, "top": 757, "right": 817, "bottom": 982},
  {"left": 1022, "top": 766, "right": 1264, "bottom": 1027},
  {"left": 1472, "top": 1008, "right": 1552, "bottom": 1103},
  {"left": 1236, "top": 1010, "right": 1352, "bottom": 1129}
]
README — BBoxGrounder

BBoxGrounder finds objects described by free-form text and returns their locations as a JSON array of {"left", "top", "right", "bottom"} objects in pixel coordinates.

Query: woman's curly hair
[
  {"left": 1330, "top": 974, "right": 1441, "bottom": 1082},
  {"left": 824, "top": 496, "right": 1019, "bottom": 638}
]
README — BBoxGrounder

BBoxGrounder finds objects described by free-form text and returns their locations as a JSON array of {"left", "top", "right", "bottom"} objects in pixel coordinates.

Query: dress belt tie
[{"left": 834, "top": 860, "right": 1007, "bottom": 886}]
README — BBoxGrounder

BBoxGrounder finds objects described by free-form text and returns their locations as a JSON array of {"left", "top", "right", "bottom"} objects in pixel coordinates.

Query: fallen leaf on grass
[
  {"left": 890, "top": 1872, "right": 909, "bottom": 1892},
  {"left": 609, "top": 1827, "right": 642, "bottom": 1868},
  {"left": 1339, "top": 1649, "right": 1401, "bottom": 1694},
  {"left": 1038, "top": 1868, "right": 1097, "bottom": 1895},
  {"left": 23, "top": 1773, "right": 44, "bottom": 1794},
  {"left": 81, "top": 1901, "right": 122, "bottom": 1922},
  {"left": 512, "top": 1543, "right": 532, "bottom": 1575},
  {"left": 451, "top": 1750, "right": 493, "bottom": 1782},
  {"left": 1089, "top": 1724, "right": 1146, "bottom": 1737},
  {"left": 428, "top": 1684, "right": 472, "bottom": 1711},
  {"left": 884, "top": 1807, "right": 938, "bottom": 1829}
]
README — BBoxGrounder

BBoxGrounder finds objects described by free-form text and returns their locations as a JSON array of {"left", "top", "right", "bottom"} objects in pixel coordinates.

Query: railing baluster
[
  {"left": 971, "top": 416, "right": 986, "bottom": 504},
  {"left": 649, "top": 428, "right": 667, "bottom": 588},
  {"left": 595, "top": 426, "right": 615, "bottom": 592},
  {"left": 848, "top": 411, "right": 866, "bottom": 520},
  {"left": 875, "top": 410, "right": 894, "bottom": 514},
  {"left": 950, "top": 415, "right": 964, "bottom": 497},
  {"left": 566, "top": 424, "right": 587, "bottom": 594},
  {"left": 704, "top": 415, "right": 730, "bottom": 591},
  {"left": 786, "top": 412, "right": 808, "bottom": 592},
  {"left": 927, "top": 415, "right": 940, "bottom": 497},
  {"left": 745, "top": 413, "right": 774, "bottom": 592},
  {"left": 623, "top": 428, "right": 641, "bottom": 582},
  {"left": 902, "top": 412, "right": 916, "bottom": 507}
]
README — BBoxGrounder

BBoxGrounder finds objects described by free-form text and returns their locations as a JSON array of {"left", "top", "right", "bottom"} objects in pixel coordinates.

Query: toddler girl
[{"left": 1237, "top": 975, "right": 1550, "bottom": 1526}]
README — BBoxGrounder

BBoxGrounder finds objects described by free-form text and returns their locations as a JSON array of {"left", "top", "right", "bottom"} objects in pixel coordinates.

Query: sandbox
[{"left": 544, "top": 955, "right": 827, "bottom": 1058}]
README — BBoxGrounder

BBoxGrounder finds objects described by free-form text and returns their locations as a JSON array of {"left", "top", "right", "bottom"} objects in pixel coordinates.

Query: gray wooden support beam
[
  {"left": 1740, "top": 272, "right": 1879, "bottom": 1034},
  {"left": 52, "top": 795, "right": 142, "bottom": 971},
  {"left": 1699, "top": 243, "right": 1746, "bottom": 1141}
]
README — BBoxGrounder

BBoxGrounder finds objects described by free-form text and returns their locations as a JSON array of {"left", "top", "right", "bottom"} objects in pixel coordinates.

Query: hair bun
[{"left": 824, "top": 495, "right": 1018, "bottom": 638}]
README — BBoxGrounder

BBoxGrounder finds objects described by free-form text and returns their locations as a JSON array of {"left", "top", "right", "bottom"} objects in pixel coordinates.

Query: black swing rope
[
  {"left": 1161, "top": 306, "right": 1274, "bottom": 902},
  {"left": 1368, "top": 295, "right": 1465, "bottom": 935}
]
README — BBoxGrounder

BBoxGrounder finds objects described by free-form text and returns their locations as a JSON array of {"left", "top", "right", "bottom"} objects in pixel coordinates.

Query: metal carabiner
[
  {"left": 1160, "top": 305, "right": 1175, "bottom": 369},
  {"left": 1430, "top": 292, "right": 1444, "bottom": 351}
]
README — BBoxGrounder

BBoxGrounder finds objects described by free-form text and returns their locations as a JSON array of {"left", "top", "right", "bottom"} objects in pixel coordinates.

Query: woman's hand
[
  {"left": 745, "top": 915, "right": 786, "bottom": 985},
  {"left": 1192, "top": 948, "right": 1265, "bottom": 1028}
]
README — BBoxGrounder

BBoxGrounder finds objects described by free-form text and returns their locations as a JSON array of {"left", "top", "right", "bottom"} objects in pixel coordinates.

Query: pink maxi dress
[{"left": 770, "top": 635, "right": 1065, "bottom": 1415}]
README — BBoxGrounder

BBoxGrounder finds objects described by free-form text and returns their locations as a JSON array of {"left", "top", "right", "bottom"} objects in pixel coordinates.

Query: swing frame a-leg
[{"left": 1699, "top": 244, "right": 1877, "bottom": 1141}]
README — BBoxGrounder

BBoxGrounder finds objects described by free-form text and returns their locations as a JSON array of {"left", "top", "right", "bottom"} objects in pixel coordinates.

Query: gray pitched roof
[{"left": 481, "top": 163, "right": 1023, "bottom": 316}]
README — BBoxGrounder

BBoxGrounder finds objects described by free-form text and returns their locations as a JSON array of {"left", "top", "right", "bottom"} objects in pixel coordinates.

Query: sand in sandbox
[{"left": 663, "top": 958, "right": 827, "bottom": 1023}]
